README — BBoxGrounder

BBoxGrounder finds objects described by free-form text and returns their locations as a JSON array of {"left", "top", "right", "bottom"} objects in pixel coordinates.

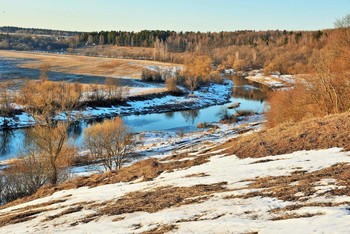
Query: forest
[{"left": 0, "top": 26, "right": 331, "bottom": 74}]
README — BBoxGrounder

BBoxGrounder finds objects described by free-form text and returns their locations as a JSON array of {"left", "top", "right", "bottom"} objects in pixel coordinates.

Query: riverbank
[
  {"left": 1, "top": 113, "right": 350, "bottom": 233},
  {"left": 0, "top": 80, "right": 233, "bottom": 130},
  {"left": 246, "top": 69, "right": 296, "bottom": 89},
  {"left": 70, "top": 114, "right": 263, "bottom": 176}
]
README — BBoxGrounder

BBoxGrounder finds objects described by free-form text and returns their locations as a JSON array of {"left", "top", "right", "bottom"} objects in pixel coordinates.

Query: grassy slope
[
  {"left": 216, "top": 112, "right": 350, "bottom": 158},
  {"left": 3, "top": 112, "right": 350, "bottom": 208}
]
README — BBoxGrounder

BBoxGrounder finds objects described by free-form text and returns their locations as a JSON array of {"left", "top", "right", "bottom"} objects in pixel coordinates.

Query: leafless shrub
[
  {"left": 0, "top": 81, "right": 16, "bottom": 117},
  {"left": 165, "top": 77, "right": 180, "bottom": 94},
  {"left": 84, "top": 117, "right": 137, "bottom": 171}
]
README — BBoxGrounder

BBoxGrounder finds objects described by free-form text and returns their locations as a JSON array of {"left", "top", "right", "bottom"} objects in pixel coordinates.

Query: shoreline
[{"left": 0, "top": 80, "right": 233, "bottom": 130}]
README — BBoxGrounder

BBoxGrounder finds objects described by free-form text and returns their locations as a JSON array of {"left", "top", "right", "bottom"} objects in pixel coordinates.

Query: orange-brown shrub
[{"left": 266, "top": 17, "right": 350, "bottom": 128}]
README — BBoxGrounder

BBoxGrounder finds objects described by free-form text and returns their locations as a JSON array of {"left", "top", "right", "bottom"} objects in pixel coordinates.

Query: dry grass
[
  {"left": 141, "top": 224, "right": 178, "bottom": 234},
  {"left": 270, "top": 201, "right": 350, "bottom": 213},
  {"left": 0, "top": 208, "right": 51, "bottom": 227},
  {"left": 69, "top": 213, "right": 103, "bottom": 226},
  {"left": 43, "top": 205, "right": 84, "bottom": 221},
  {"left": 185, "top": 173, "right": 210, "bottom": 178},
  {"left": 3, "top": 155, "right": 210, "bottom": 209},
  {"left": 98, "top": 182, "right": 227, "bottom": 216},
  {"left": 225, "top": 163, "right": 350, "bottom": 202},
  {"left": 217, "top": 112, "right": 350, "bottom": 158},
  {"left": 0, "top": 50, "right": 178, "bottom": 79},
  {"left": 270, "top": 212, "right": 325, "bottom": 221},
  {"left": 250, "top": 158, "right": 284, "bottom": 164}
]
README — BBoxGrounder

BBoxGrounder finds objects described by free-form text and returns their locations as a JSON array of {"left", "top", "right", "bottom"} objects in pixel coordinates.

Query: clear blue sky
[{"left": 0, "top": 0, "right": 349, "bottom": 32}]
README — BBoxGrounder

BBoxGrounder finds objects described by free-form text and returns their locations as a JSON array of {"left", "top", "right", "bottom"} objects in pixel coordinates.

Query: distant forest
[{"left": 0, "top": 26, "right": 332, "bottom": 73}]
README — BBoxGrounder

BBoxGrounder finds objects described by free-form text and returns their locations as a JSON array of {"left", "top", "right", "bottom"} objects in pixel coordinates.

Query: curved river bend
[{"left": 0, "top": 76, "right": 268, "bottom": 161}]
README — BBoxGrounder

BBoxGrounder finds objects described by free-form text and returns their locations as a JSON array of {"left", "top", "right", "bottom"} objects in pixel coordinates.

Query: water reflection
[
  {"left": 68, "top": 122, "right": 84, "bottom": 141},
  {"left": 180, "top": 109, "right": 200, "bottom": 124},
  {"left": 0, "top": 130, "right": 13, "bottom": 156},
  {"left": 164, "top": 111, "right": 175, "bottom": 119},
  {"left": 231, "top": 75, "right": 270, "bottom": 102},
  {"left": 0, "top": 75, "right": 268, "bottom": 160}
]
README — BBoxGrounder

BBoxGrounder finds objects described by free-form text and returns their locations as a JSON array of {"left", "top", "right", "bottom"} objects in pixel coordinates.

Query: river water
[{"left": 0, "top": 57, "right": 268, "bottom": 160}]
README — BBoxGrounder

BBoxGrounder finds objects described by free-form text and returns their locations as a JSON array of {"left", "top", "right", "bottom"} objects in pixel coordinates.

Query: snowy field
[{"left": 1, "top": 145, "right": 349, "bottom": 233}]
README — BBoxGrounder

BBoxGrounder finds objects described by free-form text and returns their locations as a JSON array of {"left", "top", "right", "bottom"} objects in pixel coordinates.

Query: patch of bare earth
[{"left": 217, "top": 112, "right": 350, "bottom": 158}]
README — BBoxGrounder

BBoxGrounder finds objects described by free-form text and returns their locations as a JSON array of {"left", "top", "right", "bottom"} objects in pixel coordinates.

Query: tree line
[{"left": 77, "top": 29, "right": 327, "bottom": 51}]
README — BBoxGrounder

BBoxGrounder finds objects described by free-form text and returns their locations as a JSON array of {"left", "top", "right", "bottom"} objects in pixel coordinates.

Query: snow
[
  {"left": 0, "top": 112, "right": 35, "bottom": 130},
  {"left": 246, "top": 70, "right": 296, "bottom": 89},
  {"left": 1, "top": 147, "right": 350, "bottom": 233},
  {"left": 57, "top": 80, "right": 233, "bottom": 121},
  {"left": 69, "top": 116, "right": 264, "bottom": 177},
  {"left": 1, "top": 80, "right": 233, "bottom": 130}
]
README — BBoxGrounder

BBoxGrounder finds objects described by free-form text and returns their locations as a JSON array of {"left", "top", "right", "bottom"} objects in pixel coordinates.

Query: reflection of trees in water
[
  {"left": 231, "top": 75, "right": 269, "bottom": 102},
  {"left": 68, "top": 122, "right": 83, "bottom": 141},
  {"left": 0, "top": 130, "right": 13, "bottom": 156},
  {"left": 180, "top": 109, "right": 200, "bottom": 124},
  {"left": 164, "top": 112, "right": 175, "bottom": 119}
]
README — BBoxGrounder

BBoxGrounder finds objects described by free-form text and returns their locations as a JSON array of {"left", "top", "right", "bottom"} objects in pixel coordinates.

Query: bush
[
  {"left": 217, "top": 107, "right": 236, "bottom": 123},
  {"left": 84, "top": 117, "right": 137, "bottom": 171},
  {"left": 141, "top": 68, "right": 162, "bottom": 82},
  {"left": 266, "top": 15, "right": 350, "bottom": 128},
  {"left": 0, "top": 81, "right": 16, "bottom": 118},
  {"left": 0, "top": 150, "right": 68, "bottom": 205},
  {"left": 165, "top": 77, "right": 180, "bottom": 94}
]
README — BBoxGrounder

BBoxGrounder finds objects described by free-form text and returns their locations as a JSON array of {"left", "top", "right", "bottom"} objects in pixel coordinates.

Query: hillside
[{"left": 1, "top": 113, "right": 350, "bottom": 233}]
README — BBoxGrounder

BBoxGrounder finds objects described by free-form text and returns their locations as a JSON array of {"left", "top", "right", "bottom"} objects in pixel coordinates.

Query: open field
[{"left": 0, "top": 50, "right": 180, "bottom": 79}]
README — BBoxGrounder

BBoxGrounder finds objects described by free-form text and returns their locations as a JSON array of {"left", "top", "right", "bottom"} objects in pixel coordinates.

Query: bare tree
[
  {"left": 105, "top": 77, "right": 130, "bottom": 101},
  {"left": 15, "top": 67, "right": 81, "bottom": 185},
  {"left": 165, "top": 77, "right": 179, "bottom": 93},
  {"left": 84, "top": 117, "right": 136, "bottom": 171},
  {"left": 25, "top": 123, "right": 77, "bottom": 185},
  {"left": 181, "top": 55, "right": 213, "bottom": 93},
  {"left": 0, "top": 81, "right": 15, "bottom": 116}
]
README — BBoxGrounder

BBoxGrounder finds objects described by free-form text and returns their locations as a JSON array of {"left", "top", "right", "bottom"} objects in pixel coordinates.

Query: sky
[{"left": 0, "top": 0, "right": 349, "bottom": 32}]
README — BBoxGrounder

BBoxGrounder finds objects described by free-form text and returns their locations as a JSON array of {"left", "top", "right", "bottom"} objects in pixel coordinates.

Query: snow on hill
[{"left": 1, "top": 146, "right": 350, "bottom": 233}]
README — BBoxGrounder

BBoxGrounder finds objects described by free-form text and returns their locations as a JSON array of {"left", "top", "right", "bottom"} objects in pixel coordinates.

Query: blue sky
[{"left": 0, "top": 0, "right": 349, "bottom": 32}]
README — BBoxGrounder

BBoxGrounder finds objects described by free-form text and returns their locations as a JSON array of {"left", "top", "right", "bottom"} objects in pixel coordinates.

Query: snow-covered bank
[
  {"left": 1, "top": 80, "right": 233, "bottom": 130},
  {"left": 246, "top": 70, "right": 296, "bottom": 89},
  {"left": 70, "top": 115, "right": 264, "bottom": 177},
  {"left": 71, "top": 80, "right": 233, "bottom": 119},
  {"left": 0, "top": 112, "right": 35, "bottom": 130},
  {"left": 1, "top": 146, "right": 349, "bottom": 233}
]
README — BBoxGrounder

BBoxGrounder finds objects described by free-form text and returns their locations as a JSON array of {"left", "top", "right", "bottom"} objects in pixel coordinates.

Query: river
[{"left": 0, "top": 57, "right": 268, "bottom": 160}]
